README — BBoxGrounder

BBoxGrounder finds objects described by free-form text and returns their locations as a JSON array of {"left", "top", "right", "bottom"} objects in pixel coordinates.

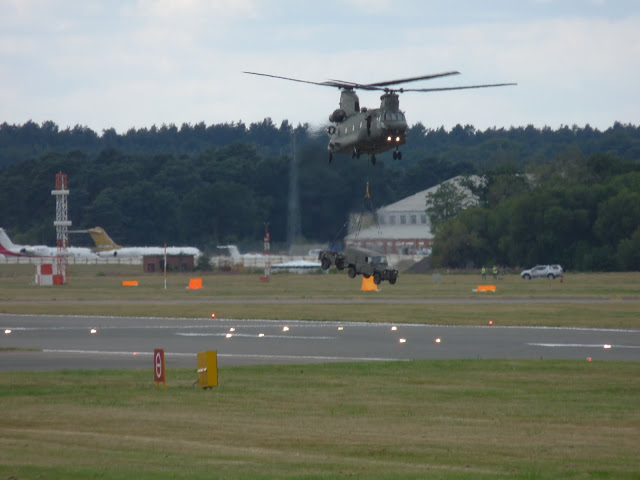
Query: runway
[{"left": 1, "top": 314, "right": 639, "bottom": 370}]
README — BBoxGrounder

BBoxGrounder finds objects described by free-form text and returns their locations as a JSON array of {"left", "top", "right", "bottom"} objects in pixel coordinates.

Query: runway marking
[
  {"left": 41, "top": 349, "right": 399, "bottom": 362},
  {"left": 527, "top": 343, "right": 640, "bottom": 349}
]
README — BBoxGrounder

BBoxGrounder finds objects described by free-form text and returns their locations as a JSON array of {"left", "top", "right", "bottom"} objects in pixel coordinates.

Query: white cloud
[{"left": 1, "top": 1, "right": 638, "bottom": 132}]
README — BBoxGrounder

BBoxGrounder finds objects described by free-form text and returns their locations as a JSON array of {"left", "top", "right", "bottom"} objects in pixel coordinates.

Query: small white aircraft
[
  {"left": 87, "top": 227, "right": 201, "bottom": 258},
  {"left": 0, "top": 227, "right": 97, "bottom": 258}
]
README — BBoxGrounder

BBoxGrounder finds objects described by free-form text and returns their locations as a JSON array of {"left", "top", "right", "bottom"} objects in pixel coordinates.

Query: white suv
[{"left": 520, "top": 264, "right": 564, "bottom": 280}]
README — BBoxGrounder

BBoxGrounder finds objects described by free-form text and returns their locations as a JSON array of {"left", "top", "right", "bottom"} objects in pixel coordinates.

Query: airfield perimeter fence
[
  {"left": 0, "top": 256, "right": 142, "bottom": 266},
  {"left": 0, "top": 255, "right": 316, "bottom": 268}
]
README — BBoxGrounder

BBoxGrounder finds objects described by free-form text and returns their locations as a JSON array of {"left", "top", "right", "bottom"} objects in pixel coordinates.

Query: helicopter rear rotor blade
[
  {"left": 363, "top": 71, "right": 461, "bottom": 88},
  {"left": 401, "top": 82, "right": 517, "bottom": 93},
  {"left": 244, "top": 71, "right": 516, "bottom": 93},
  {"left": 325, "top": 71, "right": 462, "bottom": 91}
]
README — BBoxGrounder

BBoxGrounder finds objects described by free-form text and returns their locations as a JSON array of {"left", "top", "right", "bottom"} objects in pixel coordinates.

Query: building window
[
  {"left": 410, "top": 215, "right": 417, "bottom": 224},
  {"left": 400, "top": 215, "right": 406, "bottom": 225},
  {"left": 389, "top": 216, "right": 395, "bottom": 225},
  {"left": 421, "top": 214, "right": 427, "bottom": 224}
]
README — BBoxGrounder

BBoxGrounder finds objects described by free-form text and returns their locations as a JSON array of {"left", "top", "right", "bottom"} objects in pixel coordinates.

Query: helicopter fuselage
[
  {"left": 328, "top": 108, "right": 407, "bottom": 155},
  {"left": 327, "top": 91, "right": 407, "bottom": 159}
]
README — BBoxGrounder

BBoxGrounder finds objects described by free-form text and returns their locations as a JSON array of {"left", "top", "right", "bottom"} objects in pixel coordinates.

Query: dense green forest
[
  {"left": 1, "top": 120, "right": 639, "bottom": 270},
  {"left": 430, "top": 156, "right": 640, "bottom": 271}
]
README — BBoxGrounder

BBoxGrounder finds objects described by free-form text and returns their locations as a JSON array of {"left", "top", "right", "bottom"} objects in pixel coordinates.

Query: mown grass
[
  {"left": 1, "top": 265, "right": 640, "bottom": 328},
  {"left": 1, "top": 360, "right": 639, "bottom": 479},
  {"left": 1, "top": 265, "right": 640, "bottom": 300}
]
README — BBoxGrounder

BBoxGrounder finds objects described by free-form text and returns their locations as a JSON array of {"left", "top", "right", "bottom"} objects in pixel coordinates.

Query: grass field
[
  {"left": 1, "top": 360, "right": 639, "bottom": 479},
  {"left": 1, "top": 265, "right": 639, "bottom": 478},
  {"left": 1, "top": 265, "right": 640, "bottom": 328}
]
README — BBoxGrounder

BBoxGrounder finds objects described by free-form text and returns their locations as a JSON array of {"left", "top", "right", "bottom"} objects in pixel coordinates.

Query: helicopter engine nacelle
[{"left": 329, "top": 109, "right": 347, "bottom": 123}]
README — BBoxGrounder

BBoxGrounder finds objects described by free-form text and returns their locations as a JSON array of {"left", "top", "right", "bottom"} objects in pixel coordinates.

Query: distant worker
[
  {"left": 481, "top": 266, "right": 486, "bottom": 280},
  {"left": 492, "top": 265, "right": 498, "bottom": 280}
]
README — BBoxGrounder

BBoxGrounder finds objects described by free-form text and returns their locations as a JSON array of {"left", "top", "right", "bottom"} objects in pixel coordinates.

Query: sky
[{"left": 1, "top": 0, "right": 639, "bottom": 134}]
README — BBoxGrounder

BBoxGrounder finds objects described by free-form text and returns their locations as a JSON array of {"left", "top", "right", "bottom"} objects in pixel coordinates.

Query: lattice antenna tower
[
  {"left": 52, "top": 172, "right": 71, "bottom": 284},
  {"left": 263, "top": 222, "right": 271, "bottom": 281}
]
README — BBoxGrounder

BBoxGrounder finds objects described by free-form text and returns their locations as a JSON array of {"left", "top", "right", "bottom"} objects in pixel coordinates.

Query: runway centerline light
[
  {"left": 391, "top": 326, "right": 398, "bottom": 331},
  {"left": 338, "top": 326, "right": 344, "bottom": 331},
  {"left": 229, "top": 327, "right": 236, "bottom": 332},
  {"left": 435, "top": 337, "right": 441, "bottom": 344},
  {"left": 283, "top": 326, "right": 290, "bottom": 332},
  {"left": 4, "top": 329, "right": 11, "bottom": 335},
  {"left": 226, "top": 333, "right": 233, "bottom": 339},
  {"left": 90, "top": 328, "right": 97, "bottom": 334},
  {"left": 258, "top": 333, "right": 265, "bottom": 338},
  {"left": 399, "top": 338, "right": 407, "bottom": 344},
  {"left": 603, "top": 344, "right": 612, "bottom": 349}
]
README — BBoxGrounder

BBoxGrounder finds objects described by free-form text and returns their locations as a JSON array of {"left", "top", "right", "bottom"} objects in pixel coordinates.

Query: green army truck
[{"left": 318, "top": 247, "right": 398, "bottom": 285}]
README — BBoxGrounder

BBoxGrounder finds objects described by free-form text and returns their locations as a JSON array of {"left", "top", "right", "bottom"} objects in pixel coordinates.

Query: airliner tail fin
[
  {"left": 87, "top": 227, "right": 121, "bottom": 251},
  {"left": 0, "top": 228, "right": 16, "bottom": 249}
]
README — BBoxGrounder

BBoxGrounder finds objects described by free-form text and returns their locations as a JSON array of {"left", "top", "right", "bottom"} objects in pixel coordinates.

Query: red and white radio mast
[{"left": 51, "top": 172, "right": 70, "bottom": 285}]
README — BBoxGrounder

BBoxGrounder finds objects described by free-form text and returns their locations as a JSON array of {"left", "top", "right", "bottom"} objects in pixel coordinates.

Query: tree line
[
  {"left": 2, "top": 120, "right": 639, "bottom": 171},
  {"left": 429, "top": 155, "right": 640, "bottom": 271},
  {"left": 0, "top": 120, "right": 639, "bottom": 270}
]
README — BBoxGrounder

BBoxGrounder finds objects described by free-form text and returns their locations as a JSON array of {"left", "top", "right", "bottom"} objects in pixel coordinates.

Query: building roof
[
  {"left": 378, "top": 175, "right": 481, "bottom": 214},
  {"left": 345, "top": 175, "right": 481, "bottom": 242}
]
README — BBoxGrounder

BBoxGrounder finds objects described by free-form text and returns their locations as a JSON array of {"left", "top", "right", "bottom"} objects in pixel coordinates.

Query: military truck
[{"left": 318, "top": 247, "right": 398, "bottom": 285}]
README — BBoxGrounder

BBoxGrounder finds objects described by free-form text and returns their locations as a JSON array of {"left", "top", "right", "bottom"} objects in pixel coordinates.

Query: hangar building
[{"left": 345, "top": 176, "right": 480, "bottom": 255}]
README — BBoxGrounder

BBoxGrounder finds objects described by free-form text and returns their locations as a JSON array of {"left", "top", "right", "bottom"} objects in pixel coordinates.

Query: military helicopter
[{"left": 244, "top": 71, "right": 516, "bottom": 164}]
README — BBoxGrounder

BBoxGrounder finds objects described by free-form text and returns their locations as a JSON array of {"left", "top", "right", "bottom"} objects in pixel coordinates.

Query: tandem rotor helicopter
[{"left": 244, "top": 71, "right": 516, "bottom": 164}]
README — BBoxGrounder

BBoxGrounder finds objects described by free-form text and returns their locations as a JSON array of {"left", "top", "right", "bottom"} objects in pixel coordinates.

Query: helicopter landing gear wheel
[
  {"left": 352, "top": 147, "right": 360, "bottom": 159},
  {"left": 393, "top": 148, "right": 402, "bottom": 160}
]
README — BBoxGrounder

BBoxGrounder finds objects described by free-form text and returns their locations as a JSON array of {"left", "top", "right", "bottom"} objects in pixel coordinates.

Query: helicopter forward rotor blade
[
  {"left": 242, "top": 72, "right": 339, "bottom": 87},
  {"left": 401, "top": 82, "right": 517, "bottom": 93}
]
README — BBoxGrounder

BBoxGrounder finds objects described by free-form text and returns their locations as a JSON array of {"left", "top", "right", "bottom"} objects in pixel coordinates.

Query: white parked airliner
[
  {"left": 87, "top": 227, "right": 201, "bottom": 258},
  {"left": 0, "top": 228, "right": 97, "bottom": 258}
]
